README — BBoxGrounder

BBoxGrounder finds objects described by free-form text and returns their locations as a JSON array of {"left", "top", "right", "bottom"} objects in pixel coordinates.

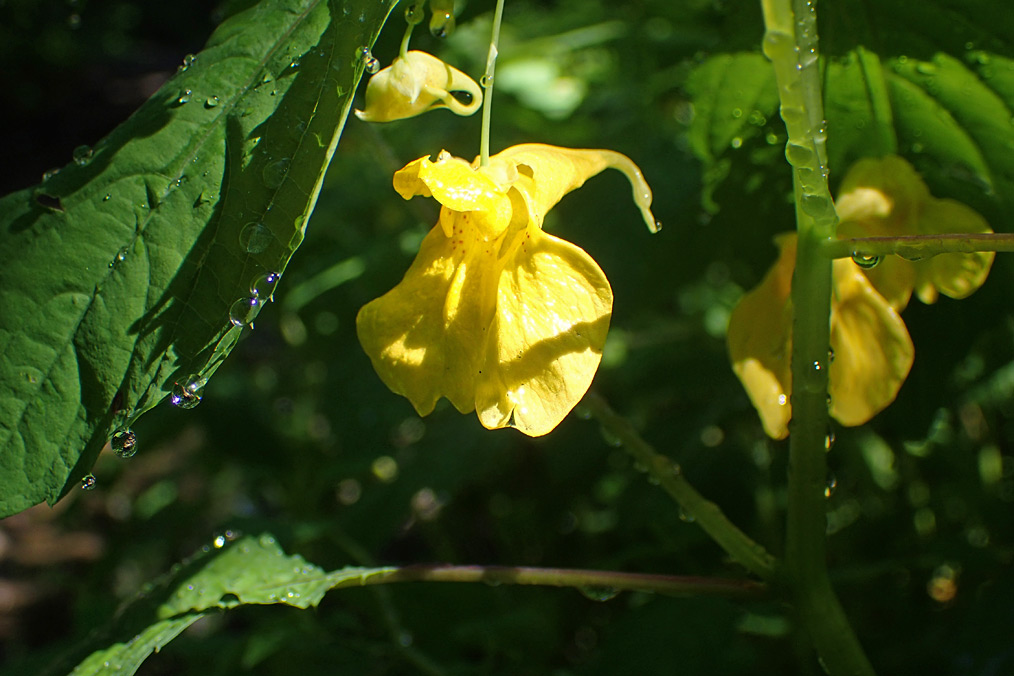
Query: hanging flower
[
  {"left": 728, "top": 234, "right": 914, "bottom": 439},
  {"left": 836, "top": 155, "right": 994, "bottom": 310},
  {"left": 355, "top": 50, "right": 482, "bottom": 122},
  {"left": 728, "top": 155, "right": 993, "bottom": 439},
  {"left": 357, "top": 144, "right": 657, "bottom": 436}
]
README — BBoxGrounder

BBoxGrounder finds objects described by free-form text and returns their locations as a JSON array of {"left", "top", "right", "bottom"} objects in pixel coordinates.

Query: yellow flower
[
  {"left": 728, "top": 234, "right": 914, "bottom": 439},
  {"left": 836, "top": 155, "right": 994, "bottom": 310},
  {"left": 357, "top": 144, "right": 657, "bottom": 436},
  {"left": 355, "top": 50, "right": 482, "bottom": 122}
]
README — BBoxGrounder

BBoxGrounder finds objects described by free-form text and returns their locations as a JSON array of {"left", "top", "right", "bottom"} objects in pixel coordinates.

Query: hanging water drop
[
  {"left": 824, "top": 473, "right": 838, "bottom": 498},
  {"left": 851, "top": 252, "right": 881, "bottom": 269},
  {"left": 578, "top": 586, "right": 621, "bottom": 602},
  {"left": 81, "top": 474, "right": 97, "bottom": 490},
  {"left": 404, "top": 0, "right": 424, "bottom": 24},
  {"left": 171, "top": 375, "right": 205, "bottom": 409},
  {"left": 250, "top": 271, "right": 281, "bottom": 301},
  {"left": 229, "top": 297, "right": 262, "bottom": 327},
  {"left": 356, "top": 46, "right": 380, "bottom": 74},
  {"left": 429, "top": 8, "right": 455, "bottom": 38},
  {"left": 262, "top": 157, "right": 290, "bottom": 189},
  {"left": 72, "top": 145, "right": 93, "bottom": 166},
  {"left": 239, "top": 222, "right": 273, "bottom": 254},
  {"left": 480, "top": 74, "right": 493, "bottom": 88},
  {"left": 111, "top": 428, "right": 138, "bottom": 458},
  {"left": 824, "top": 427, "right": 836, "bottom": 452}
]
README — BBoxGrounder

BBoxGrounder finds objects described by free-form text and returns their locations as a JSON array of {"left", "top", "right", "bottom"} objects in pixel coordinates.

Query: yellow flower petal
[
  {"left": 475, "top": 230, "right": 612, "bottom": 436},
  {"left": 394, "top": 152, "right": 514, "bottom": 239},
  {"left": 836, "top": 155, "right": 928, "bottom": 232},
  {"left": 913, "top": 198, "right": 994, "bottom": 304},
  {"left": 727, "top": 235, "right": 795, "bottom": 439},
  {"left": 355, "top": 51, "right": 482, "bottom": 123},
  {"left": 828, "top": 259, "right": 914, "bottom": 426},
  {"left": 728, "top": 233, "right": 915, "bottom": 438},
  {"left": 356, "top": 218, "right": 497, "bottom": 416},
  {"left": 492, "top": 144, "right": 658, "bottom": 232}
]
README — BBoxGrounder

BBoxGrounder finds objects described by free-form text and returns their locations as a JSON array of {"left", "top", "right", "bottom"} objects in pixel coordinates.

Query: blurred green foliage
[{"left": 2, "top": 0, "right": 1014, "bottom": 674}]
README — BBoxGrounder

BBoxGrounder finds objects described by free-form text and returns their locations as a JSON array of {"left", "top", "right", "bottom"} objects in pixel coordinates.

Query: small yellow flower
[
  {"left": 357, "top": 144, "right": 657, "bottom": 436},
  {"left": 836, "top": 155, "right": 994, "bottom": 310},
  {"left": 728, "top": 234, "right": 914, "bottom": 439},
  {"left": 355, "top": 50, "right": 482, "bottom": 122}
]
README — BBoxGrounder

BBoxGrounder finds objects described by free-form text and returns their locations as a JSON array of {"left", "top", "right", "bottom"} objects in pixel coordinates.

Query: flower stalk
[
  {"left": 823, "top": 232, "right": 1014, "bottom": 260},
  {"left": 761, "top": 0, "right": 877, "bottom": 673},
  {"left": 479, "top": 0, "right": 506, "bottom": 167}
]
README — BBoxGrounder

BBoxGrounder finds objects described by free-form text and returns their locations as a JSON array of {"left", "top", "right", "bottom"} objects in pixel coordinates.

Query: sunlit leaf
[{"left": 0, "top": 0, "right": 396, "bottom": 517}]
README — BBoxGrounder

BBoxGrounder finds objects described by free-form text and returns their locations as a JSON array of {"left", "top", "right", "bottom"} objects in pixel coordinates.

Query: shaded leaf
[
  {"left": 57, "top": 534, "right": 395, "bottom": 676},
  {"left": 0, "top": 0, "right": 397, "bottom": 517}
]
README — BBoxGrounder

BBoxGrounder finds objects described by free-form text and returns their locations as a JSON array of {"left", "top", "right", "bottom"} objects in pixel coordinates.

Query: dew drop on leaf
[
  {"left": 229, "top": 297, "right": 262, "bottom": 327},
  {"left": 171, "top": 375, "right": 205, "bottom": 409},
  {"left": 239, "top": 222, "right": 273, "bottom": 254},
  {"left": 111, "top": 428, "right": 138, "bottom": 459},
  {"left": 262, "top": 157, "right": 290, "bottom": 189},
  {"left": 204, "top": 96, "right": 219, "bottom": 108},
  {"left": 250, "top": 271, "right": 281, "bottom": 301},
  {"left": 72, "top": 145, "right": 93, "bottom": 166},
  {"left": 81, "top": 474, "right": 97, "bottom": 490}
]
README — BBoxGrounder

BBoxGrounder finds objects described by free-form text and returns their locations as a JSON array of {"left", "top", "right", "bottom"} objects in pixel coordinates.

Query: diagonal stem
[{"left": 583, "top": 391, "right": 778, "bottom": 582}]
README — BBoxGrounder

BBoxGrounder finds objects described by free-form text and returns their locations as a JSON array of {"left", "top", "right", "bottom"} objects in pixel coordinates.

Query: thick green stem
[
  {"left": 329, "top": 563, "right": 768, "bottom": 600},
  {"left": 478, "top": 0, "right": 506, "bottom": 167},
  {"left": 761, "top": 0, "right": 877, "bottom": 674},
  {"left": 584, "top": 392, "right": 778, "bottom": 582},
  {"left": 824, "top": 233, "right": 1014, "bottom": 260}
]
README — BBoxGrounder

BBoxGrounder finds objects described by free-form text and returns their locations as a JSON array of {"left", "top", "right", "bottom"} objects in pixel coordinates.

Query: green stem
[
  {"left": 328, "top": 563, "right": 769, "bottom": 601},
  {"left": 583, "top": 392, "right": 779, "bottom": 582},
  {"left": 479, "top": 0, "right": 506, "bottom": 167},
  {"left": 823, "top": 233, "right": 1014, "bottom": 260},
  {"left": 761, "top": 0, "right": 877, "bottom": 673}
]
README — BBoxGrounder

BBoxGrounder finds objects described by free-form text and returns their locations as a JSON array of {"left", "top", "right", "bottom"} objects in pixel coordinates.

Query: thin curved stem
[
  {"left": 823, "top": 233, "right": 1014, "bottom": 260},
  {"left": 582, "top": 391, "right": 779, "bottom": 582},
  {"left": 328, "top": 564, "right": 769, "bottom": 601},
  {"left": 479, "top": 0, "right": 506, "bottom": 167}
]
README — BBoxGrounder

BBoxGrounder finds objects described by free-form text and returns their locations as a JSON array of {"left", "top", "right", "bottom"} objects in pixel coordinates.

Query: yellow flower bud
[{"left": 355, "top": 51, "right": 481, "bottom": 123}]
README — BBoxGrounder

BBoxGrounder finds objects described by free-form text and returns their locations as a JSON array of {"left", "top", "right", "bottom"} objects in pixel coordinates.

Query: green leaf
[
  {"left": 55, "top": 533, "right": 395, "bottom": 676},
  {"left": 0, "top": 0, "right": 397, "bottom": 517},
  {"left": 683, "top": 52, "right": 780, "bottom": 212}
]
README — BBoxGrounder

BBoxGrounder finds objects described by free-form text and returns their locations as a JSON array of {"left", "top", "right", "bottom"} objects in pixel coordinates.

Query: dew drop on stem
[{"left": 851, "top": 252, "right": 881, "bottom": 269}]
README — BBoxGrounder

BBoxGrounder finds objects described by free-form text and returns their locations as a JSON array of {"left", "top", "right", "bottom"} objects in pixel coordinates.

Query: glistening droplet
[
  {"left": 250, "top": 271, "right": 281, "bottom": 301},
  {"left": 229, "top": 297, "right": 262, "bottom": 327},
  {"left": 72, "top": 145, "right": 93, "bottom": 166},
  {"left": 851, "top": 252, "right": 881, "bottom": 269},
  {"left": 174, "top": 89, "right": 192, "bottom": 106},
  {"left": 357, "top": 46, "right": 379, "bottom": 74},
  {"left": 262, "top": 158, "right": 290, "bottom": 189},
  {"left": 239, "top": 222, "right": 273, "bottom": 254},
  {"left": 578, "top": 586, "right": 620, "bottom": 602},
  {"left": 204, "top": 96, "right": 219, "bottom": 108},
  {"left": 81, "top": 474, "right": 97, "bottom": 490},
  {"left": 111, "top": 428, "right": 138, "bottom": 458},
  {"left": 171, "top": 375, "right": 205, "bottom": 409},
  {"left": 824, "top": 473, "right": 838, "bottom": 498}
]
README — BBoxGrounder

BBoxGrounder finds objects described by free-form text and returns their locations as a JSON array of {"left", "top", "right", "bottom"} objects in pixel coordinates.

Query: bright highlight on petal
[
  {"left": 358, "top": 144, "right": 657, "bottom": 436},
  {"left": 355, "top": 51, "right": 482, "bottom": 122}
]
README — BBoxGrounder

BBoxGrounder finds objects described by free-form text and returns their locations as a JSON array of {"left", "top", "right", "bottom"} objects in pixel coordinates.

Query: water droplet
[
  {"left": 827, "top": 346, "right": 835, "bottom": 363},
  {"left": 730, "top": 136, "right": 743, "bottom": 149},
  {"left": 480, "top": 74, "right": 493, "bottom": 88},
  {"left": 170, "top": 374, "right": 205, "bottom": 409},
  {"left": 578, "top": 586, "right": 620, "bottom": 602},
  {"left": 261, "top": 72, "right": 274, "bottom": 85},
  {"left": 103, "top": 193, "right": 111, "bottom": 201},
  {"left": 356, "top": 46, "right": 380, "bottom": 74},
  {"left": 72, "top": 145, "right": 93, "bottom": 166},
  {"left": 111, "top": 428, "right": 138, "bottom": 458},
  {"left": 229, "top": 297, "right": 262, "bottom": 327},
  {"left": 824, "top": 426, "right": 836, "bottom": 452},
  {"left": 851, "top": 252, "right": 881, "bottom": 269},
  {"left": 204, "top": 96, "right": 219, "bottom": 108},
  {"left": 824, "top": 473, "right": 838, "bottom": 498},
  {"left": 81, "top": 474, "right": 97, "bottom": 490},
  {"left": 109, "top": 245, "right": 129, "bottom": 268},
  {"left": 785, "top": 142, "right": 812, "bottom": 167},
  {"left": 42, "top": 167, "right": 61, "bottom": 182},
  {"left": 678, "top": 507, "right": 696, "bottom": 523},
  {"left": 181, "top": 53, "right": 197, "bottom": 70},
  {"left": 262, "top": 157, "right": 290, "bottom": 189},
  {"left": 174, "top": 89, "right": 192, "bottom": 106},
  {"left": 239, "top": 222, "right": 273, "bottom": 254},
  {"left": 250, "top": 271, "right": 281, "bottom": 301},
  {"left": 404, "top": 0, "right": 424, "bottom": 24},
  {"left": 653, "top": 219, "right": 663, "bottom": 232},
  {"left": 429, "top": 10, "right": 455, "bottom": 38},
  {"left": 600, "top": 426, "right": 623, "bottom": 448},
  {"left": 731, "top": 107, "right": 743, "bottom": 118},
  {"left": 812, "top": 359, "right": 823, "bottom": 373},
  {"left": 289, "top": 56, "right": 301, "bottom": 70}
]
